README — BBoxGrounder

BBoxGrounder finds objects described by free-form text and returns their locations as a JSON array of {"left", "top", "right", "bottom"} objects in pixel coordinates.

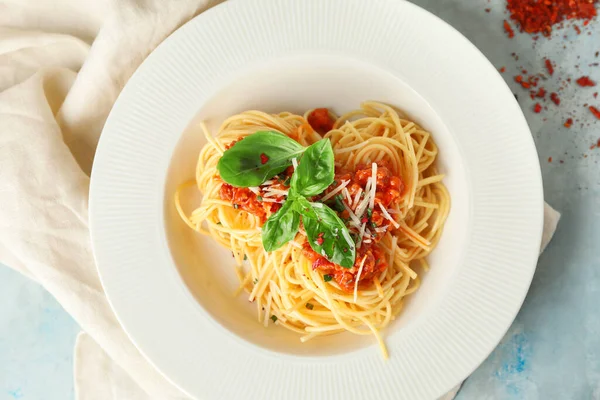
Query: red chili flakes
[
  {"left": 506, "top": 0, "right": 598, "bottom": 36},
  {"left": 564, "top": 118, "right": 573, "bottom": 128},
  {"left": 577, "top": 76, "right": 597, "bottom": 87},
  {"left": 260, "top": 153, "right": 269, "bottom": 164},
  {"left": 548, "top": 157, "right": 553, "bottom": 163},
  {"left": 515, "top": 75, "right": 531, "bottom": 89},
  {"left": 534, "top": 103, "right": 543, "bottom": 113},
  {"left": 537, "top": 87, "right": 547, "bottom": 98},
  {"left": 545, "top": 59, "right": 554, "bottom": 76},
  {"left": 595, "top": 92, "right": 599, "bottom": 98},
  {"left": 316, "top": 232, "right": 325, "bottom": 245},
  {"left": 590, "top": 106, "right": 600, "bottom": 119},
  {"left": 504, "top": 20, "right": 515, "bottom": 38},
  {"left": 574, "top": 25, "right": 582, "bottom": 35},
  {"left": 485, "top": 8, "right": 491, "bottom": 13},
  {"left": 499, "top": 66, "right": 506, "bottom": 73},
  {"left": 550, "top": 92, "right": 561, "bottom": 105}
]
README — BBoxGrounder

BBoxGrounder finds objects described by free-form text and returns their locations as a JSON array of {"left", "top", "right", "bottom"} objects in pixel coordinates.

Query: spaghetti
[{"left": 175, "top": 101, "right": 450, "bottom": 357}]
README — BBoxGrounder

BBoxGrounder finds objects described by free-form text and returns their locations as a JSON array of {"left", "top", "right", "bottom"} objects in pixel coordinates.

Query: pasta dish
[{"left": 175, "top": 101, "right": 449, "bottom": 357}]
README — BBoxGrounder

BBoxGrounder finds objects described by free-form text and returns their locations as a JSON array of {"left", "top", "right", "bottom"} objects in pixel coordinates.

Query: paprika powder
[{"left": 506, "top": 0, "right": 598, "bottom": 36}]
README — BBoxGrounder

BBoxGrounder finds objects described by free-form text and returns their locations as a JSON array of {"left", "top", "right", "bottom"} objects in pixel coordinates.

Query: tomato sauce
[
  {"left": 306, "top": 162, "right": 404, "bottom": 292},
  {"left": 219, "top": 167, "right": 293, "bottom": 223},
  {"left": 303, "top": 242, "right": 388, "bottom": 292},
  {"left": 220, "top": 111, "right": 405, "bottom": 293},
  {"left": 307, "top": 108, "right": 335, "bottom": 134}
]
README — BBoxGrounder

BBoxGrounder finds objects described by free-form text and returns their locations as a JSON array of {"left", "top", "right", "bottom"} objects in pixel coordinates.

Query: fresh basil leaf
[
  {"left": 302, "top": 202, "right": 355, "bottom": 268},
  {"left": 217, "top": 131, "right": 305, "bottom": 187},
  {"left": 262, "top": 200, "right": 300, "bottom": 251},
  {"left": 290, "top": 139, "right": 334, "bottom": 197},
  {"left": 290, "top": 196, "right": 317, "bottom": 219}
]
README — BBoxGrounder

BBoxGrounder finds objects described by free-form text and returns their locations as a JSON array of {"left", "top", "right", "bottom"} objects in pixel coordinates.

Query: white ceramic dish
[{"left": 89, "top": 0, "right": 544, "bottom": 399}]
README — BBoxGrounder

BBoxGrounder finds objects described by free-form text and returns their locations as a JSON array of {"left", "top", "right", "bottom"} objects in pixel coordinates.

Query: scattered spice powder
[
  {"left": 564, "top": 118, "right": 573, "bottom": 128},
  {"left": 574, "top": 25, "right": 582, "bottom": 35},
  {"left": 550, "top": 92, "right": 561, "bottom": 105},
  {"left": 506, "top": 0, "right": 598, "bottom": 36},
  {"left": 590, "top": 106, "right": 600, "bottom": 119},
  {"left": 577, "top": 76, "right": 597, "bottom": 87},
  {"left": 499, "top": 66, "right": 506, "bottom": 73},
  {"left": 504, "top": 20, "right": 515, "bottom": 38},
  {"left": 537, "top": 87, "right": 546, "bottom": 98},
  {"left": 548, "top": 157, "right": 553, "bottom": 163},
  {"left": 545, "top": 59, "right": 554, "bottom": 75}
]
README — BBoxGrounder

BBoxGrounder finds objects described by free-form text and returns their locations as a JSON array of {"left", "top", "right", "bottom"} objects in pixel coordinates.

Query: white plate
[{"left": 89, "top": 0, "right": 544, "bottom": 399}]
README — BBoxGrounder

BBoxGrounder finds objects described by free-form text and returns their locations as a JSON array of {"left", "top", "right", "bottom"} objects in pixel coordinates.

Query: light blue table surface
[{"left": 1, "top": 1, "right": 599, "bottom": 399}]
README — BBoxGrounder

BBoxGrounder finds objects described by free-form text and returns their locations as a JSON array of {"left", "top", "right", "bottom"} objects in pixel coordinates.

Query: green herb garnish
[
  {"left": 323, "top": 274, "right": 333, "bottom": 282},
  {"left": 257, "top": 195, "right": 263, "bottom": 201},
  {"left": 217, "top": 131, "right": 305, "bottom": 187},
  {"left": 217, "top": 135, "right": 356, "bottom": 268},
  {"left": 306, "top": 303, "right": 314, "bottom": 310},
  {"left": 270, "top": 315, "right": 278, "bottom": 322},
  {"left": 290, "top": 139, "right": 334, "bottom": 197},
  {"left": 261, "top": 201, "right": 300, "bottom": 252}
]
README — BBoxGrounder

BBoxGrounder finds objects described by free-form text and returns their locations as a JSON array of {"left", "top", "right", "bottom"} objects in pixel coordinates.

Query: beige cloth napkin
[{"left": 0, "top": 1, "right": 560, "bottom": 399}]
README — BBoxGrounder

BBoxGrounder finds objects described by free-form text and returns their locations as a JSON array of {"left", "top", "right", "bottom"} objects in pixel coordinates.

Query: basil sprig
[
  {"left": 261, "top": 201, "right": 300, "bottom": 252},
  {"left": 302, "top": 203, "right": 355, "bottom": 268},
  {"left": 217, "top": 132, "right": 356, "bottom": 268},
  {"left": 217, "top": 131, "right": 305, "bottom": 187},
  {"left": 289, "top": 139, "right": 335, "bottom": 197}
]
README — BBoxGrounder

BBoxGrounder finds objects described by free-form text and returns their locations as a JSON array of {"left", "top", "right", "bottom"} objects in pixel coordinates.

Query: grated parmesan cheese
[
  {"left": 356, "top": 222, "right": 367, "bottom": 248},
  {"left": 292, "top": 157, "right": 298, "bottom": 170},
  {"left": 264, "top": 188, "right": 289, "bottom": 197},
  {"left": 342, "top": 187, "right": 353, "bottom": 205},
  {"left": 354, "top": 178, "right": 371, "bottom": 219},
  {"left": 248, "top": 187, "right": 260, "bottom": 195},
  {"left": 379, "top": 203, "right": 400, "bottom": 229},
  {"left": 369, "top": 163, "right": 377, "bottom": 210},
  {"left": 320, "top": 180, "right": 350, "bottom": 202},
  {"left": 260, "top": 198, "right": 283, "bottom": 203},
  {"left": 343, "top": 201, "right": 362, "bottom": 227},
  {"left": 352, "top": 188, "right": 363, "bottom": 208}
]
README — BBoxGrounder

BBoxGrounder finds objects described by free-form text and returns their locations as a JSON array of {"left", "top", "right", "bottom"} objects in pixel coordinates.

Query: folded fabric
[{"left": 0, "top": 1, "right": 559, "bottom": 399}]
